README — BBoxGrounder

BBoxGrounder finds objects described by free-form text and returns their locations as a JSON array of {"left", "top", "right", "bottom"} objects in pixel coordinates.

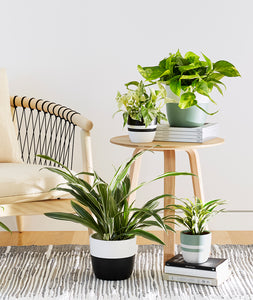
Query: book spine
[
  {"left": 165, "top": 263, "right": 215, "bottom": 271},
  {"left": 163, "top": 273, "right": 217, "bottom": 286},
  {"left": 154, "top": 138, "right": 203, "bottom": 143},
  {"left": 158, "top": 129, "right": 202, "bottom": 133},
  {"left": 156, "top": 126, "right": 202, "bottom": 133},
  {"left": 157, "top": 123, "right": 218, "bottom": 133},
  {"left": 164, "top": 266, "right": 217, "bottom": 278},
  {"left": 155, "top": 133, "right": 202, "bottom": 137}
]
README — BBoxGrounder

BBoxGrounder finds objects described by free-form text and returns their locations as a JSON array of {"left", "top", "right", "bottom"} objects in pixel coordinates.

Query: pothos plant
[
  {"left": 138, "top": 50, "right": 240, "bottom": 114},
  {"left": 171, "top": 197, "right": 226, "bottom": 235},
  {"left": 115, "top": 80, "right": 169, "bottom": 127},
  {"left": 38, "top": 152, "right": 192, "bottom": 244}
]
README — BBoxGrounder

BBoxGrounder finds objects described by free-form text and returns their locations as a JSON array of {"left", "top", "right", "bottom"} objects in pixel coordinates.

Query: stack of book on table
[
  {"left": 154, "top": 123, "right": 219, "bottom": 143},
  {"left": 163, "top": 254, "right": 230, "bottom": 286}
]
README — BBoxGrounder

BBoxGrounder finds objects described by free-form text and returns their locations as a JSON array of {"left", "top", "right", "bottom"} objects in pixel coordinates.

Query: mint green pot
[
  {"left": 166, "top": 103, "right": 208, "bottom": 127},
  {"left": 180, "top": 230, "right": 212, "bottom": 263}
]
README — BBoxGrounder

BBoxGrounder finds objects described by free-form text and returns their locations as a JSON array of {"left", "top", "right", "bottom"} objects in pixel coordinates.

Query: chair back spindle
[{"left": 11, "top": 96, "right": 79, "bottom": 169}]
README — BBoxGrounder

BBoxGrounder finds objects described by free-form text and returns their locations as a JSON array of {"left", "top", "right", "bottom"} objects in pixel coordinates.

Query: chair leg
[
  {"left": 186, "top": 149, "right": 204, "bottom": 202},
  {"left": 163, "top": 150, "right": 176, "bottom": 264},
  {"left": 128, "top": 148, "right": 143, "bottom": 204},
  {"left": 81, "top": 129, "right": 94, "bottom": 238},
  {"left": 16, "top": 216, "right": 24, "bottom": 232}
]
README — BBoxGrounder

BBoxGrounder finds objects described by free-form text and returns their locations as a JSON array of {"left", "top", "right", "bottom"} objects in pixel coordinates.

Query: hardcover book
[{"left": 164, "top": 254, "right": 229, "bottom": 279}]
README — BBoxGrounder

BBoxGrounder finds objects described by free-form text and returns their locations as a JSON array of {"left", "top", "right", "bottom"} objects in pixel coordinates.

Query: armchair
[{"left": 0, "top": 95, "right": 93, "bottom": 232}]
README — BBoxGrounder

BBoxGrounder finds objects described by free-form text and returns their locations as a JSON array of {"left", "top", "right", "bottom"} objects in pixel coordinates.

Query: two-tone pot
[
  {"left": 180, "top": 230, "right": 212, "bottom": 264},
  {"left": 127, "top": 116, "right": 157, "bottom": 143},
  {"left": 90, "top": 234, "right": 137, "bottom": 280}
]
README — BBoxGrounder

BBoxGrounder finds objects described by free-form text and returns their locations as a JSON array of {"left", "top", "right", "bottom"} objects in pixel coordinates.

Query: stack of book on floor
[
  {"left": 154, "top": 123, "right": 219, "bottom": 143},
  {"left": 163, "top": 254, "right": 230, "bottom": 286}
]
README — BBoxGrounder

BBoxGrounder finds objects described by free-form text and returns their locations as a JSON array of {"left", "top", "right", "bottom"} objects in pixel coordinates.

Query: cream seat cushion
[
  {"left": 0, "top": 163, "right": 70, "bottom": 205},
  {"left": 0, "top": 69, "right": 22, "bottom": 163}
]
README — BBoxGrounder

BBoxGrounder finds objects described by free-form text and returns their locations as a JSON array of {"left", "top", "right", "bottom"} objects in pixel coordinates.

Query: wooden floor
[{"left": 0, "top": 231, "right": 252, "bottom": 246}]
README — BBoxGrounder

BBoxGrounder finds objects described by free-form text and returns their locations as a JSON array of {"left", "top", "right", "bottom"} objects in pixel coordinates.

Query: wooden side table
[{"left": 110, "top": 135, "right": 224, "bottom": 264}]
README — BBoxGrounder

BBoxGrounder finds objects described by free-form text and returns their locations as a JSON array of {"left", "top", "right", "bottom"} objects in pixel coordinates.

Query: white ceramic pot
[
  {"left": 180, "top": 231, "right": 212, "bottom": 264},
  {"left": 90, "top": 234, "right": 137, "bottom": 280},
  {"left": 127, "top": 117, "right": 157, "bottom": 143}
]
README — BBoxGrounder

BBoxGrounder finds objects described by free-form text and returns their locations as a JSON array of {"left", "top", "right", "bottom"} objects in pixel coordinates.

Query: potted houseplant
[
  {"left": 115, "top": 80, "right": 168, "bottom": 142},
  {"left": 138, "top": 50, "right": 240, "bottom": 127},
  {"left": 38, "top": 153, "right": 192, "bottom": 280},
  {"left": 171, "top": 197, "right": 225, "bottom": 263}
]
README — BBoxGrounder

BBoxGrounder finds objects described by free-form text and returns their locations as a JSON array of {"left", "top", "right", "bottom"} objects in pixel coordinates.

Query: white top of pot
[{"left": 89, "top": 234, "right": 137, "bottom": 259}]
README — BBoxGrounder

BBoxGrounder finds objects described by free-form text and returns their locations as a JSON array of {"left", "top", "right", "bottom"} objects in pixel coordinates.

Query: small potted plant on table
[
  {"left": 115, "top": 80, "right": 168, "bottom": 143},
  {"left": 138, "top": 50, "right": 240, "bottom": 127},
  {"left": 171, "top": 197, "right": 225, "bottom": 263},
  {"left": 39, "top": 153, "right": 191, "bottom": 280}
]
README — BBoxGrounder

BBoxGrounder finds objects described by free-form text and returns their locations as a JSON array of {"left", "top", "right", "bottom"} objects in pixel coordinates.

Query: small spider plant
[
  {"left": 38, "top": 152, "right": 192, "bottom": 244},
  {"left": 171, "top": 197, "right": 226, "bottom": 235}
]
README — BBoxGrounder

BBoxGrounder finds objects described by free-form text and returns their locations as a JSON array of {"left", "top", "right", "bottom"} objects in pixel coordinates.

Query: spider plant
[
  {"left": 171, "top": 197, "right": 226, "bottom": 235},
  {"left": 38, "top": 152, "right": 192, "bottom": 245}
]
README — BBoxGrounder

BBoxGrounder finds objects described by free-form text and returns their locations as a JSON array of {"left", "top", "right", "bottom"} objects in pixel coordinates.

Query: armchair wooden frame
[{"left": 1, "top": 96, "right": 93, "bottom": 233}]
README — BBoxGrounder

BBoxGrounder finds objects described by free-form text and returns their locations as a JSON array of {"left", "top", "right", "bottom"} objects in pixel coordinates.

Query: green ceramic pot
[
  {"left": 166, "top": 103, "right": 208, "bottom": 127},
  {"left": 165, "top": 85, "right": 208, "bottom": 127},
  {"left": 180, "top": 230, "right": 212, "bottom": 263}
]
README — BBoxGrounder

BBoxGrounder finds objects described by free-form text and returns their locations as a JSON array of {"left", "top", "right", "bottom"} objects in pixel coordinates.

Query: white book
[
  {"left": 164, "top": 264, "right": 229, "bottom": 278},
  {"left": 154, "top": 137, "right": 215, "bottom": 143},
  {"left": 157, "top": 123, "right": 218, "bottom": 133},
  {"left": 154, "top": 123, "right": 219, "bottom": 143},
  {"left": 156, "top": 132, "right": 202, "bottom": 137},
  {"left": 163, "top": 270, "right": 231, "bottom": 286}
]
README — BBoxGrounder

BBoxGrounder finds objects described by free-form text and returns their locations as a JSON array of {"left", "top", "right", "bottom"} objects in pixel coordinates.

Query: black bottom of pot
[{"left": 91, "top": 255, "right": 135, "bottom": 280}]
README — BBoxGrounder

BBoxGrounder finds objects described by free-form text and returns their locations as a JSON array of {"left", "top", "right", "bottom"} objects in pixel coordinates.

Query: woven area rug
[{"left": 0, "top": 244, "right": 252, "bottom": 300}]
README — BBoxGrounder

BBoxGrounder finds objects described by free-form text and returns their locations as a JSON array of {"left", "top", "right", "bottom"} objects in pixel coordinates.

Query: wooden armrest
[{"left": 10, "top": 96, "right": 93, "bottom": 132}]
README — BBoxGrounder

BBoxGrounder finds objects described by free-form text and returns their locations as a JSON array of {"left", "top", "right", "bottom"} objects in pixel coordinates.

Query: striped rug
[{"left": 0, "top": 244, "right": 252, "bottom": 299}]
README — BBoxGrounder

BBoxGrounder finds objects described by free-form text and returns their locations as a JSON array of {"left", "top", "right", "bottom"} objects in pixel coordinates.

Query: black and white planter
[
  {"left": 180, "top": 230, "right": 212, "bottom": 264},
  {"left": 90, "top": 234, "right": 137, "bottom": 280},
  {"left": 127, "top": 117, "right": 157, "bottom": 143}
]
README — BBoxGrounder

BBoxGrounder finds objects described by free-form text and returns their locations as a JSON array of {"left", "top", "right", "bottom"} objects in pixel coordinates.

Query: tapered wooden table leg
[
  {"left": 16, "top": 216, "right": 24, "bottom": 232},
  {"left": 186, "top": 149, "right": 204, "bottom": 202},
  {"left": 163, "top": 150, "right": 176, "bottom": 265},
  {"left": 128, "top": 148, "right": 143, "bottom": 204}
]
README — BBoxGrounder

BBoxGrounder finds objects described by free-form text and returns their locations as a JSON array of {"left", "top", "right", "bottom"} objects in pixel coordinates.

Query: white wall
[{"left": 1, "top": 0, "right": 252, "bottom": 231}]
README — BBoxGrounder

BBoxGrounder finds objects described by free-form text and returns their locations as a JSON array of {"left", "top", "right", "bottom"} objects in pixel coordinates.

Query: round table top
[{"left": 110, "top": 135, "right": 224, "bottom": 151}]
